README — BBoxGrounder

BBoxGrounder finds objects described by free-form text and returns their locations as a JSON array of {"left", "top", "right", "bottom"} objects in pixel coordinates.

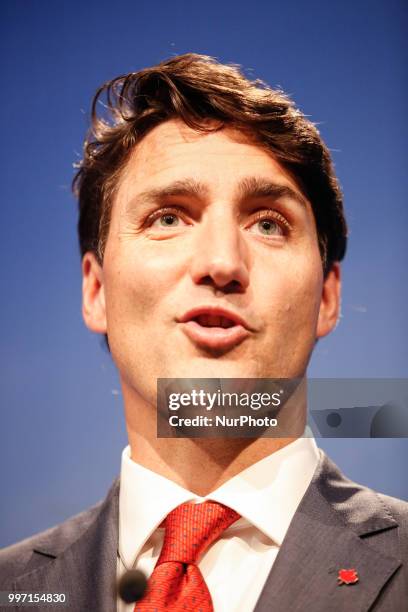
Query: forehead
[{"left": 116, "top": 119, "right": 306, "bottom": 200}]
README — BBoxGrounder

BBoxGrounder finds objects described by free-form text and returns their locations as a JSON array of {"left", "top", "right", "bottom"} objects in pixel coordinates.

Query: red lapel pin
[{"left": 338, "top": 568, "right": 359, "bottom": 585}]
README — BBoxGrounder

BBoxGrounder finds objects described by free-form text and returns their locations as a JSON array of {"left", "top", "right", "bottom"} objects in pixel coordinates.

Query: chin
[{"left": 167, "top": 357, "right": 254, "bottom": 380}]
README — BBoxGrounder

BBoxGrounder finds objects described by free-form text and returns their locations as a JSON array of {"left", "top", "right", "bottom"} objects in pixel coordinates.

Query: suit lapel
[
  {"left": 13, "top": 479, "right": 120, "bottom": 612},
  {"left": 254, "top": 452, "right": 402, "bottom": 612},
  {"left": 10, "top": 455, "right": 403, "bottom": 612}
]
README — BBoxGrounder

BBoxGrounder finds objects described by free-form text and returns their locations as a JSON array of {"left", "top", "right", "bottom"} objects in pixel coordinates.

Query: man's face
[{"left": 83, "top": 120, "right": 340, "bottom": 405}]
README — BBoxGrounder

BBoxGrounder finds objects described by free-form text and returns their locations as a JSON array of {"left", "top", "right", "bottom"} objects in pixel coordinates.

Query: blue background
[{"left": 1, "top": 0, "right": 407, "bottom": 547}]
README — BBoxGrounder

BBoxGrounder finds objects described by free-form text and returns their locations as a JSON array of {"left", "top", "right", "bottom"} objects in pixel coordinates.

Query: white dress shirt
[{"left": 117, "top": 437, "right": 319, "bottom": 612}]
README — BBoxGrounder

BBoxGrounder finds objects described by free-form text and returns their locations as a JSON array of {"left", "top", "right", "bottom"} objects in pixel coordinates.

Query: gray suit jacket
[{"left": 1, "top": 451, "right": 407, "bottom": 611}]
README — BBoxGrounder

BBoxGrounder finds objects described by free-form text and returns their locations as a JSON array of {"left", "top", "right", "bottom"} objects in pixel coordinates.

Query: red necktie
[{"left": 134, "top": 501, "right": 240, "bottom": 612}]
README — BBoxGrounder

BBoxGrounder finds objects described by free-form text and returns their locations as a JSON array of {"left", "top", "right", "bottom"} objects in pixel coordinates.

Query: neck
[{"left": 123, "top": 383, "right": 306, "bottom": 497}]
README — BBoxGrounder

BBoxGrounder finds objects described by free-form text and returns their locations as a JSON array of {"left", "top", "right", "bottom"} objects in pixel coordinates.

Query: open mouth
[
  {"left": 178, "top": 308, "right": 250, "bottom": 350},
  {"left": 193, "top": 314, "right": 236, "bottom": 329}
]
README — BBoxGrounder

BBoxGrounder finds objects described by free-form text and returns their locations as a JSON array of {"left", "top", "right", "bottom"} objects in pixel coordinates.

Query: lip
[{"left": 177, "top": 305, "right": 252, "bottom": 350}]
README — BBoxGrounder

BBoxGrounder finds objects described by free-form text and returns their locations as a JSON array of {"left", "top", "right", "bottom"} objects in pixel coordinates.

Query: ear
[
  {"left": 316, "top": 262, "right": 341, "bottom": 339},
  {"left": 82, "top": 252, "right": 107, "bottom": 334}
]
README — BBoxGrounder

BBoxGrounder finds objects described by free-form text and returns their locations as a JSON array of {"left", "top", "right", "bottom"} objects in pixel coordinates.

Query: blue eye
[
  {"left": 158, "top": 213, "right": 180, "bottom": 227},
  {"left": 248, "top": 217, "right": 284, "bottom": 236},
  {"left": 149, "top": 210, "right": 186, "bottom": 228},
  {"left": 257, "top": 219, "right": 281, "bottom": 235}
]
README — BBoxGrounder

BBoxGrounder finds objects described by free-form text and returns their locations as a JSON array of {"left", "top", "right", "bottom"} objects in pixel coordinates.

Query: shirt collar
[
  {"left": 119, "top": 449, "right": 198, "bottom": 569},
  {"left": 208, "top": 436, "right": 319, "bottom": 545},
  {"left": 119, "top": 437, "right": 319, "bottom": 569}
]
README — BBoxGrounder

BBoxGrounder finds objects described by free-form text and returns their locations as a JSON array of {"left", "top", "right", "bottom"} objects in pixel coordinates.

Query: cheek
[
  {"left": 259, "top": 254, "right": 323, "bottom": 330},
  {"left": 285, "top": 271, "right": 322, "bottom": 332},
  {"left": 103, "top": 243, "right": 183, "bottom": 324}
]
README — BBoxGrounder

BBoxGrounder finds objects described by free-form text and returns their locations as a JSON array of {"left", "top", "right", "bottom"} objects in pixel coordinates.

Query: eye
[
  {"left": 155, "top": 213, "right": 180, "bottom": 227},
  {"left": 247, "top": 211, "right": 289, "bottom": 237},
  {"left": 252, "top": 218, "right": 282, "bottom": 236},
  {"left": 148, "top": 207, "right": 188, "bottom": 229}
]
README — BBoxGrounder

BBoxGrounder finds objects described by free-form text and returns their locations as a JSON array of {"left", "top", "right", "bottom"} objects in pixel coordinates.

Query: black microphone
[{"left": 117, "top": 569, "right": 148, "bottom": 603}]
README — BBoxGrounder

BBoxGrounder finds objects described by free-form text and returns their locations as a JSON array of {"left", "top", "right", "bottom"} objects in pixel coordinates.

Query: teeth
[{"left": 196, "top": 314, "right": 235, "bottom": 328}]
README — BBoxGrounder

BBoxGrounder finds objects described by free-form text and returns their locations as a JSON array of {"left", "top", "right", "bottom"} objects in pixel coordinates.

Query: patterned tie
[{"left": 134, "top": 501, "right": 240, "bottom": 612}]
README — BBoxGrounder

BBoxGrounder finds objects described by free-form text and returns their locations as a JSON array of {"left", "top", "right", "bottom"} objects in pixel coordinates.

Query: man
[{"left": 1, "top": 53, "right": 407, "bottom": 611}]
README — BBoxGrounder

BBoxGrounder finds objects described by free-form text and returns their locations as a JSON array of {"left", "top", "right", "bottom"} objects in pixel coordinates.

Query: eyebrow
[
  {"left": 134, "top": 178, "right": 209, "bottom": 205},
  {"left": 132, "top": 176, "right": 307, "bottom": 210},
  {"left": 236, "top": 176, "right": 307, "bottom": 209}
]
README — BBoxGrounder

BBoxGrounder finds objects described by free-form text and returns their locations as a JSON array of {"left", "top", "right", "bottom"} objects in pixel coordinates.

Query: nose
[{"left": 189, "top": 209, "right": 250, "bottom": 292}]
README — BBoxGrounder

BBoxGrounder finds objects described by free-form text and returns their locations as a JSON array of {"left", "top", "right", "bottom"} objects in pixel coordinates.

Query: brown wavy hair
[{"left": 73, "top": 53, "right": 347, "bottom": 274}]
